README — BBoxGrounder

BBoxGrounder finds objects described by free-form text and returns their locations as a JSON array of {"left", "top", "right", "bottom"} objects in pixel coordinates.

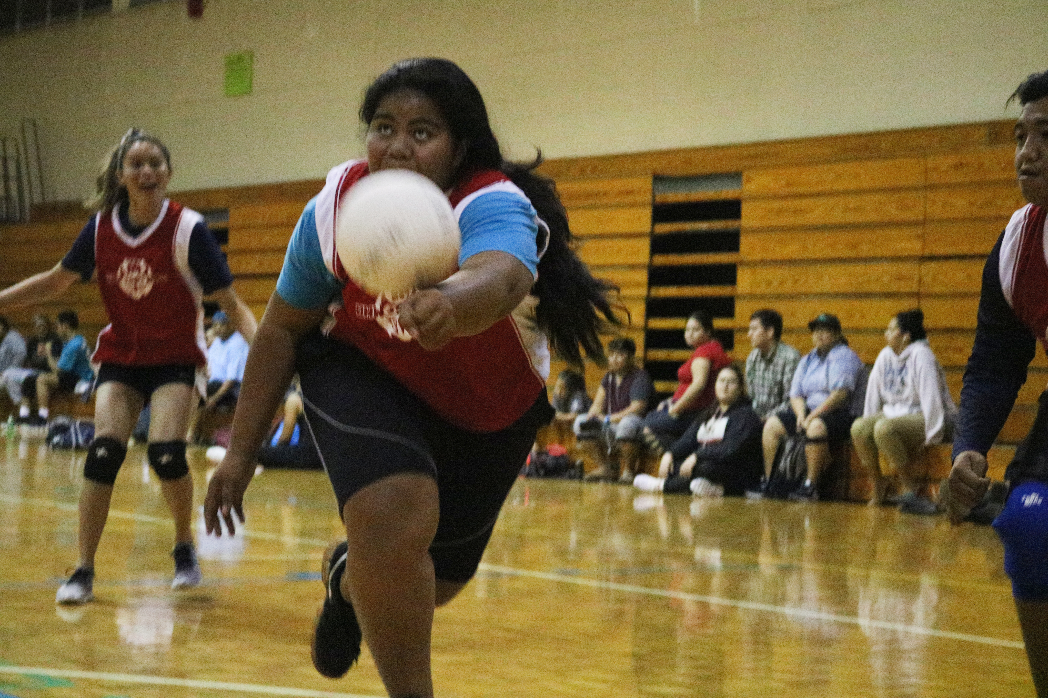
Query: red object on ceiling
[{"left": 188, "top": 0, "right": 203, "bottom": 18}]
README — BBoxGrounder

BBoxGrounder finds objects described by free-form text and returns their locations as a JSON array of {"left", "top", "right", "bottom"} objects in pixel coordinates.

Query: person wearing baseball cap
[
  {"left": 807, "top": 313, "right": 842, "bottom": 333},
  {"left": 759, "top": 312, "right": 864, "bottom": 501}
]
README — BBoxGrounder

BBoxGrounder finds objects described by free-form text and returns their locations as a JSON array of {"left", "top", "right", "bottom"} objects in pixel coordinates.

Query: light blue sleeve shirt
[
  {"left": 276, "top": 189, "right": 539, "bottom": 310},
  {"left": 790, "top": 344, "right": 863, "bottom": 410},
  {"left": 275, "top": 199, "right": 342, "bottom": 310},
  {"left": 57, "top": 334, "right": 94, "bottom": 382}
]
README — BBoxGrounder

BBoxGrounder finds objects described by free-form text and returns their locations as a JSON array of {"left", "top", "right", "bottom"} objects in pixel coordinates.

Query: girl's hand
[{"left": 397, "top": 289, "right": 457, "bottom": 351}]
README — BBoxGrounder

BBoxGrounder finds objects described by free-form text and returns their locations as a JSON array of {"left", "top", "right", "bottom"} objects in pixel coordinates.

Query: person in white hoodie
[{"left": 851, "top": 309, "right": 957, "bottom": 514}]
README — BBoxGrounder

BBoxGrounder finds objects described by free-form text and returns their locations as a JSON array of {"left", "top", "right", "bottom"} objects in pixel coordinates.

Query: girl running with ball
[{"left": 204, "top": 58, "right": 620, "bottom": 698}]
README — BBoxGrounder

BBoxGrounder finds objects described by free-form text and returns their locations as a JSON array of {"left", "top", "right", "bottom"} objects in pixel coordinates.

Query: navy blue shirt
[
  {"left": 62, "top": 203, "right": 233, "bottom": 294},
  {"left": 953, "top": 234, "right": 1038, "bottom": 462}
]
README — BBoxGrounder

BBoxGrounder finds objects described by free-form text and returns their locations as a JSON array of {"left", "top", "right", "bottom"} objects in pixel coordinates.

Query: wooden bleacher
[
  {"left": 0, "top": 119, "right": 1029, "bottom": 501},
  {"left": 538, "top": 118, "right": 1025, "bottom": 499}
]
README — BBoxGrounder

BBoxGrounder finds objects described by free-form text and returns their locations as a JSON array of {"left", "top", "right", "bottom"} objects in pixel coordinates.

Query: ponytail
[{"left": 502, "top": 156, "right": 624, "bottom": 366}]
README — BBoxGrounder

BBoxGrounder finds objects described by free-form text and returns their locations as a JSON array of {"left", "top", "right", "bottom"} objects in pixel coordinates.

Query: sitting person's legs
[
  {"left": 872, "top": 413, "right": 926, "bottom": 494},
  {"left": 36, "top": 369, "right": 78, "bottom": 421},
  {"left": 574, "top": 414, "right": 615, "bottom": 481},
  {"left": 850, "top": 415, "right": 885, "bottom": 504},
  {"left": 614, "top": 414, "right": 645, "bottom": 482},
  {"left": 793, "top": 408, "right": 853, "bottom": 501},
  {"left": 2, "top": 367, "right": 32, "bottom": 406},
  {"left": 17, "top": 370, "right": 42, "bottom": 422},
  {"left": 762, "top": 411, "right": 790, "bottom": 479}
]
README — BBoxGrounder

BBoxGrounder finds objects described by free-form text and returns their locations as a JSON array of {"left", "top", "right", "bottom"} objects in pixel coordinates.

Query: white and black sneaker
[
  {"left": 311, "top": 540, "right": 362, "bottom": 679},
  {"left": 56, "top": 567, "right": 94, "bottom": 604},
  {"left": 171, "top": 542, "right": 202, "bottom": 590}
]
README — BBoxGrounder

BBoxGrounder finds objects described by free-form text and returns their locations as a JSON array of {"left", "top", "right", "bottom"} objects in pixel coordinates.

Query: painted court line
[
  {"left": 479, "top": 563, "right": 1026, "bottom": 650},
  {"left": 1, "top": 491, "right": 1023, "bottom": 651},
  {"left": 0, "top": 665, "right": 379, "bottom": 697},
  {"left": 0, "top": 492, "right": 331, "bottom": 546}
]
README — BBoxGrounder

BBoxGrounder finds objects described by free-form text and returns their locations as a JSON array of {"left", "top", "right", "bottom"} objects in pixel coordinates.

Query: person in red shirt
[{"left": 643, "top": 309, "right": 731, "bottom": 452}]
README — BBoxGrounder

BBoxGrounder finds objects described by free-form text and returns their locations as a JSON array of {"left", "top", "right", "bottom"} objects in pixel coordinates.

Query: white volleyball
[{"left": 335, "top": 169, "right": 460, "bottom": 296}]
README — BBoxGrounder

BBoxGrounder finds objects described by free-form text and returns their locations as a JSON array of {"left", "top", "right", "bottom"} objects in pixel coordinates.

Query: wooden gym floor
[{"left": 0, "top": 438, "right": 1033, "bottom": 697}]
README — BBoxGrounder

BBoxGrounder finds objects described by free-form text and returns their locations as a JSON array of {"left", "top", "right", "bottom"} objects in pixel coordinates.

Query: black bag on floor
[
  {"left": 766, "top": 434, "right": 807, "bottom": 499},
  {"left": 47, "top": 416, "right": 95, "bottom": 450},
  {"left": 523, "top": 448, "right": 583, "bottom": 479}
]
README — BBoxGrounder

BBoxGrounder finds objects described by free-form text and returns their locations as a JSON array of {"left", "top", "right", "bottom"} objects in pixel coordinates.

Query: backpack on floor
[
  {"left": 47, "top": 416, "right": 95, "bottom": 450},
  {"left": 523, "top": 445, "right": 583, "bottom": 480},
  {"left": 766, "top": 434, "right": 807, "bottom": 499}
]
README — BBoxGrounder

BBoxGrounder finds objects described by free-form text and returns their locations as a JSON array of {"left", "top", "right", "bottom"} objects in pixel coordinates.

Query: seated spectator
[
  {"left": 760, "top": 313, "right": 864, "bottom": 501},
  {"left": 18, "top": 310, "right": 94, "bottom": 427},
  {"left": 851, "top": 309, "right": 957, "bottom": 514},
  {"left": 744, "top": 309, "right": 801, "bottom": 420},
  {"left": 643, "top": 309, "right": 732, "bottom": 452},
  {"left": 2, "top": 314, "right": 61, "bottom": 407},
  {"left": 202, "top": 311, "right": 249, "bottom": 411},
  {"left": 256, "top": 378, "right": 320, "bottom": 470},
  {"left": 634, "top": 364, "right": 763, "bottom": 497},
  {"left": 188, "top": 310, "right": 249, "bottom": 443},
  {"left": 574, "top": 337, "right": 653, "bottom": 483},
  {"left": 546, "top": 368, "right": 591, "bottom": 447},
  {"left": 0, "top": 316, "right": 27, "bottom": 378}
]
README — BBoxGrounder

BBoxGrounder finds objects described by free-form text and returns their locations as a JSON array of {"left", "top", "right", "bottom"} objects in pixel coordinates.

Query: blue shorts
[{"left": 993, "top": 480, "right": 1048, "bottom": 601}]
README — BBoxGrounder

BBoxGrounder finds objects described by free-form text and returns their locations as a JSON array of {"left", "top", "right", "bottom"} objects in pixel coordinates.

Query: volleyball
[{"left": 335, "top": 169, "right": 460, "bottom": 297}]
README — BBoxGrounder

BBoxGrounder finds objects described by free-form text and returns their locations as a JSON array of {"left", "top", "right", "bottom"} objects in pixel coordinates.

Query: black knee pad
[
  {"left": 83, "top": 437, "right": 128, "bottom": 485},
  {"left": 148, "top": 440, "right": 189, "bottom": 480}
]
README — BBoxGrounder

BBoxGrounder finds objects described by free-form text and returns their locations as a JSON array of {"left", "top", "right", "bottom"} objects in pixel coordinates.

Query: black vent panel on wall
[{"left": 644, "top": 173, "right": 742, "bottom": 397}]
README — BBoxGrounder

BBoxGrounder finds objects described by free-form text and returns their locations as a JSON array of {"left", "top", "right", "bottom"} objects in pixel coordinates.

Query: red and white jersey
[
  {"left": 1000, "top": 203, "right": 1048, "bottom": 353},
  {"left": 313, "top": 160, "right": 549, "bottom": 432},
  {"left": 93, "top": 200, "right": 208, "bottom": 367}
]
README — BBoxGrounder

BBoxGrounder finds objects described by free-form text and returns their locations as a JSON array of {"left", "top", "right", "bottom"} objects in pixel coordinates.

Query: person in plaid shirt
[{"left": 744, "top": 309, "right": 800, "bottom": 420}]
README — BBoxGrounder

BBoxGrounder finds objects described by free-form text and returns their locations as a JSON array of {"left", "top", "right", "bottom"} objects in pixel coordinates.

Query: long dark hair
[
  {"left": 360, "top": 58, "right": 622, "bottom": 365},
  {"left": 895, "top": 308, "right": 926, "bottom": 341}
]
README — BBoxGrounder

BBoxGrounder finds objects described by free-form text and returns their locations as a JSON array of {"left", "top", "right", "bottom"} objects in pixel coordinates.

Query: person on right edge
[{"left": 944, "top": 69, "right": 1048, "bottom": 697}]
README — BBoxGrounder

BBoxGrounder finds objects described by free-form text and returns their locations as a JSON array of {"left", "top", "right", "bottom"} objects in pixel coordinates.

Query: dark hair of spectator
[
  {"left": 57, "top": 310, "right": 79, "bottom": 330},
  {"left": 0, "top": 316, "right": 9, "bottom": 333},
  {"left": 895, "top": 308, "right": 926, "bottom": 342},
  {"left": 556, "top": 369, "right": 586, "bottom": 396},
  {"left": 750, "top": 309, "right": 783, "bottom": 341},
  {"left": 607, "top": 336, "right": 636, "bottom": 357},
  {"left": 360, "top": 58, "right": 623, "bottom": 367},
  {"left": 688, "top": 309, "right": 714, "bottom": 335},
  {"left": 1010, "top": 70, "right": 1048, "bottom": 107}
]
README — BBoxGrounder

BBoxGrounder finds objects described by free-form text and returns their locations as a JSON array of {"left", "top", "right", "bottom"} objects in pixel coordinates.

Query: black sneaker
[
  {"left": 311, "top": 541, "right": 362, "bottom": 679},
  {"left": 171, "top": 541, "right": 203, "bottom": 589},
  {"left": 56, "top": 567, "right": 95, "bottom": 604},
  {"left": 745, "top": 477, "right": 770, "bottom": 500},
  {"left": 788, "top": 482, "right": 819, "bottom": 502}
]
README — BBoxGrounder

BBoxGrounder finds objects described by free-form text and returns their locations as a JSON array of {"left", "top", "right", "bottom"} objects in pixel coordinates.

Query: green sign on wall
[{"left": 224, "top": 51, "right": 253, "bottom": 97}]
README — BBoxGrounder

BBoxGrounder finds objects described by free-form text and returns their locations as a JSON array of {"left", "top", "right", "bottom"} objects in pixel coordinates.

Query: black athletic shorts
[
  {"left": 95, "top": 363, "right": 198, "bottom": 399},
  {"left": 295, "top": 331, "right": 553, "bottom": 583},
  {"left": 22, "top": 368, "right": 79, "bottom": 396},
  {"left": 775, "top": 405, "right": 854, "bottom": 442}
]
